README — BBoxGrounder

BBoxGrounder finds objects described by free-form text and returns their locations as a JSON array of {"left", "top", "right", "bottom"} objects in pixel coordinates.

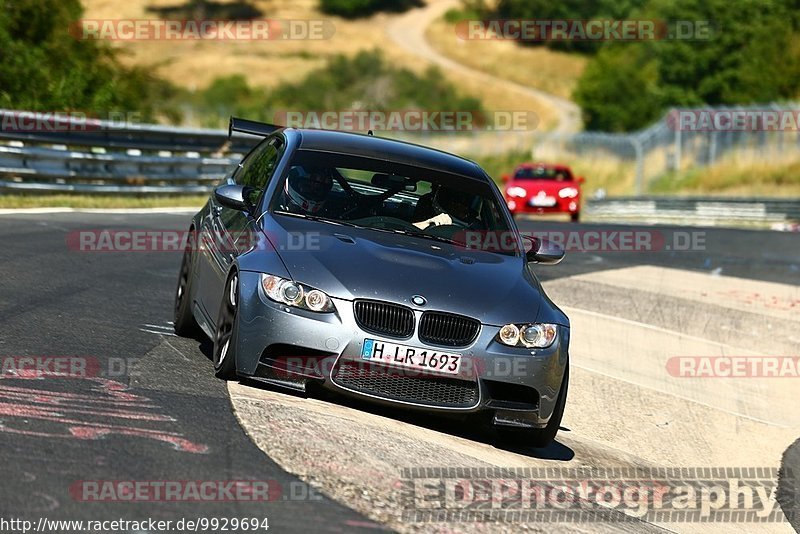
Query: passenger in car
[{"left": 413, "top": 186, "right": 482, "bottom": 230}]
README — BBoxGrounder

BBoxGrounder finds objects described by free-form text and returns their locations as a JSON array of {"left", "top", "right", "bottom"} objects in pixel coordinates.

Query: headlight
[
  {"left": 558, "top": 187, "right": 579, "bottom": 199},
  {"left": 498, "top": 324, "right": 520, "bottom": 345},
  {"left": 506, "top": 186, "right": 527, "bottom": 198},
  {"left": 261, "top": 274, "right": 334, "bottom": 312},
  {"left": 520, "top": 324, "right": 557, "bottom": 348},
  {"left": 304, "top": 289, "right": 329, "bottom": 312},
  {"left": 498, "top": 323, "right": 558, "bottom": 348}
]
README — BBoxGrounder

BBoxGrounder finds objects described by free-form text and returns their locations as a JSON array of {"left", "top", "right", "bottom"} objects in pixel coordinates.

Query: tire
[
  {"left": 173, "top": 230, "right": 202, "bottom": 337},
  {"left": 570, "top": 212, "right": 580, "bottom": 223},
  {"left": 212, "top": 271, "right": 239, "bottom": 380},
  {"left": 498, "top": 362, "right": 569, "bottom": 448}
]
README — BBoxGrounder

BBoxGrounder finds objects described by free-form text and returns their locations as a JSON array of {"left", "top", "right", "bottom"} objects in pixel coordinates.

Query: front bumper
[
  {"left": 234, "top": 271, "right": 569, "bottom": 428},
  {"left": 506, "top": 197, "right": 580, "bottom": 215}
]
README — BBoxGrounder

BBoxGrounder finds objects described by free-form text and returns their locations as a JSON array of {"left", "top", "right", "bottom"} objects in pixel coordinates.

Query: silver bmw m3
[{"left": 175, "top": 118, "right": 570, "bottom": 447}]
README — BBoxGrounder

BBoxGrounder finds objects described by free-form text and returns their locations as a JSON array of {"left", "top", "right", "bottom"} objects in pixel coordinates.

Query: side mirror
[
  {"left": 501, "top": 174, "right": 511, "bottom": 183},
  {"left": 214, "top": 184, "right": 256, "bottom": 212},
  {"left": 576, "top": 176, "right": 586, "bottom": 184},
  {"left": 523, "top": 236, "right": 565, "bottom": 265}
]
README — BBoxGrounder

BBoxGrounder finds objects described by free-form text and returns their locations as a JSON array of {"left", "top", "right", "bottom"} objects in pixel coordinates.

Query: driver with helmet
[{"left": 281, "top": 165, "right": 334, "bottom": 215}]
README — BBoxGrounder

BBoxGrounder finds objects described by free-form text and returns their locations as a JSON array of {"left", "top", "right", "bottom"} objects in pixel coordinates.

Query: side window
[{"left": 239, "top": 139, "right": 281, "bottom": 190}]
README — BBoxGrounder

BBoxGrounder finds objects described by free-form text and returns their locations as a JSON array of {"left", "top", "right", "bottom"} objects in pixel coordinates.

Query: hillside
[{"left": 81, "top": 0, "right": 567, "bottom": 130}]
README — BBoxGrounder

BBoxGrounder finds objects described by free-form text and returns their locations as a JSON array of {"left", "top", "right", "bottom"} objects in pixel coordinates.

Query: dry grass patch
[
  {"left": 649, "top": 154, "right": 800, "bottom": 197},
  {"left": 81, "top": 0, "right": 557, "bottom": 126},
  {"left": 425, "top": 17, "right": 587, "bottom": 101},
  {"left": 0, "top": 194, "right": 208, "bottom": 209},
  {"left": 82, "top": 0, "right": 415, "bottom": 90}
]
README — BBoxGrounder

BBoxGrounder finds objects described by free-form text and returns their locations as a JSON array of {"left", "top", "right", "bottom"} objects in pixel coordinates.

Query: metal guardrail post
[{"left": 632, "top": 136, "right": 644, "bottom": 196}]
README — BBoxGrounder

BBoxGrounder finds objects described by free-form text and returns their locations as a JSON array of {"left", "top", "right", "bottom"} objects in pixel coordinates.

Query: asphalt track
[{"left": 0, "top": 211, "right": 797, "bottom": 533}]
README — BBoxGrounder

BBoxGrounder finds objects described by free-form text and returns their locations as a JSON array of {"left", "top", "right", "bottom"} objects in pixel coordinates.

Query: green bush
[
  {"left": 188, "top": 75, "right": 272, "bottom": 127},
  {"left": 490, "top": 0, "right": 649, "bottom": 54},
  {"left": 573, "top": 45, "right": 662, "bottom": 132},
  {"left": 269, "top": 50, "right": 482, "bottom": 113},
  {"left": 573, "top": 0, "right": 800, "bottom": 131},
  {"left": 319, "top": 0, "right": 422, "bottom": 19},
  {"left": 191, "top": 50, "right": 485, "bottom": 128},
  {"left": 0, "top": 0, "right": 178, "bottom": 121},
  {"left": 147, "top": 0, "right": 263, "bottom": 20}
]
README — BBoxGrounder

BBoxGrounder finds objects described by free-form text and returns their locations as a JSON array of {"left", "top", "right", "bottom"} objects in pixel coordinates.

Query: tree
[
  {"left": 572, "top": 0, "right": 800, "bottom": 131},
  {"left": 573, "top": 45, "right": 662, "bottom": 132},
  {"left": 0, "top": 0, "right": 176, "bottom": 120},
  {"left": 492, "top": 0, "right": 649, "bottom": 53}
]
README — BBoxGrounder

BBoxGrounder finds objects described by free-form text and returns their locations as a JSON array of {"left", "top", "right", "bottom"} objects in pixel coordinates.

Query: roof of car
[{"left": 287, "top": 128, "right": 486, "bottom": 180}]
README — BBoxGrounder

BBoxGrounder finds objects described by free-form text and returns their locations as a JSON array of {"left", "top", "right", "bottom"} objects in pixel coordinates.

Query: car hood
[{"left": 258, "top": 215, "right": 564, "bottom": 326}]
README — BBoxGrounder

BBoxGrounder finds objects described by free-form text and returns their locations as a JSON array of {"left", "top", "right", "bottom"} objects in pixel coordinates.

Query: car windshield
[
  {"left": 270, "top": 149, "right": 518, "bottom": 255},
  {"left": 514, "top": 166, "right": 572, "bottom": 181}
]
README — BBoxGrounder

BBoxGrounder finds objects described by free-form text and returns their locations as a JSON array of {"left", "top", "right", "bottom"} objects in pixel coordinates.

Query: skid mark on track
[
  {"left": 139, "top": 320, "right": 178, "bottom": 337},
  {"left": 0, "top": 375, "right": 208, "bottom": 453}
]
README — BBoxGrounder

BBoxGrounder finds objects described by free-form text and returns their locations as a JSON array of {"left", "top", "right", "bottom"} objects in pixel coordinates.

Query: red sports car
[{"left": 502, "top": 163, "right": 584, "bottom": 222}]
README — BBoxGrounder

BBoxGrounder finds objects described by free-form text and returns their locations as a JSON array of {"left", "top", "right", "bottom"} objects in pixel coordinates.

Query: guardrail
[
  {"left": 0, "top": 111, "right": 261, "bottom": 153},
  {"left": 586, "top": 196, "right": 800, "bottom": 226},
  {"left": 1, "top": 110, "right": 799, "bottom": 226},
  {"left": 0, "top": 110, "right": 259, "bottom": 194}
]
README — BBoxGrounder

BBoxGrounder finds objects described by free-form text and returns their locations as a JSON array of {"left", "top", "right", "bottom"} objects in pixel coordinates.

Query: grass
[
  {"left": 425, "top": 10, "right": 587, "bottom": 102},
  {"left": 0, "top": 194, "right": 208, "bottom": 209},
  {"left": 649, "top": 157, "right": 800, "bottom": 197},
  {"left": 82, "top": 0, "right": 395, "bottom": 91}
]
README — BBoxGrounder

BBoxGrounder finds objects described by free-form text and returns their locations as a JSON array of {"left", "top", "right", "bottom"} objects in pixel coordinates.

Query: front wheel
[
  {"left": 174, "top": 231, "right": 201, "bottom": 337},
  {"left": 570, "top": 212, "right": 580, "bottom": 223},
  {"left": 498, "top": 362, "right": 569, "bottom": 448},
  {"left": 212, "top": 272, "right": 239, "bottom": 380}
]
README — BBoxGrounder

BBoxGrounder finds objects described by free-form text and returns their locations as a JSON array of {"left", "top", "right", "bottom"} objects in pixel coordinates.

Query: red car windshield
[{"left": 514, "top": 167, "right": 573, "bottom": 181}]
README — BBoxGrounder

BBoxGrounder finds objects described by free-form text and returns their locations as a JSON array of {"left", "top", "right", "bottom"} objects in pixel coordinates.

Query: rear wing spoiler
[{"left": 228, "top": 117, "right": 283, "bottom": 138}]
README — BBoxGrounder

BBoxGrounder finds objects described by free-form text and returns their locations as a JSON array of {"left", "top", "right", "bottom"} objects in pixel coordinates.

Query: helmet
[
  {"left": 285, "top": 165, "right": 333, "bottom": 214},
  {"left": 433, "top": 186, "right": 480, "bottom": 226}
]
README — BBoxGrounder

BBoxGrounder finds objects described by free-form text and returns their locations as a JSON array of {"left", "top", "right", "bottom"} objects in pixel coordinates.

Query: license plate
[
  {"left": 361, "top": 339, "right": 461, "bottom": 375},
  {"left": 530, "top": 195, "right": 556, "bottom": 207}
]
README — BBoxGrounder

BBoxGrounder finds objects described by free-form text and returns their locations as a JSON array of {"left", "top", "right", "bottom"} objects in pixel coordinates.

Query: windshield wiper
[
  {"left": 275, "top": 211, "right": 364, "bottom": 229},
  {"left": 391, "top": 229, "right": 464, "bottom": 247}
]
